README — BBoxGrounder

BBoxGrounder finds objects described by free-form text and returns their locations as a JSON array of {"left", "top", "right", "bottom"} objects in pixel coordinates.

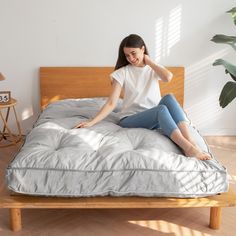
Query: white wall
[{"left": 0, "top": 0, "right": 235, "bottom": 135}]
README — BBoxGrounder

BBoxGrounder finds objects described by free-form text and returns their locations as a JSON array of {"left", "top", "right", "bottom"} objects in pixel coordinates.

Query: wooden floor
[{"left": 0, "top": 136, "right": 235, "bottom": 236}]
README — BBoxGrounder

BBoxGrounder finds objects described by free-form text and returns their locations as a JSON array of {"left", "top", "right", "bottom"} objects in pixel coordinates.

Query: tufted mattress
[{"left": 6, "top": 98, "right": 228, "bottom": 197}]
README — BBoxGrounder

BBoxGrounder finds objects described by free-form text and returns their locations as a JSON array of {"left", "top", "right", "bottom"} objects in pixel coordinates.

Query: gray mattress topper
[{"left": 6, "top": 98, "right": 228, "bottom": 197}]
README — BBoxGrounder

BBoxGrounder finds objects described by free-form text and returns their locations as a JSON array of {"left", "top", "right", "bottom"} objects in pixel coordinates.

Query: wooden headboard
[{"left": 40, "top": 67, "right": 184, "bottom": 109}]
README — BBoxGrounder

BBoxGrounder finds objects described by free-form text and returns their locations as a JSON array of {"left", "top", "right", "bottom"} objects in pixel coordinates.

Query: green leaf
[
  {"left": 225, "top": 70, "right": 236, "bottom": 81},
  {"left": 211, "top": 34, "right": 236, "bottom": 51},
  {"left": 213, "top": 59, "right": 236, "bottom": 79},
  {"left": 227, "top": 7, "right": 236, "bottom": 26},
  {"left": 219, "top": 81, "right": 236, "bottom": 108}
]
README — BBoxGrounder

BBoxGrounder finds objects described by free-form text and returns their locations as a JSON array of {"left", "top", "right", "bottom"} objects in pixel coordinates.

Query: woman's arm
[
  {"left": 144, "top": 55, "right": 173, "bottom": 83},
  {"left": 74, "top": 80, "right": 122, "bottom": 128}
]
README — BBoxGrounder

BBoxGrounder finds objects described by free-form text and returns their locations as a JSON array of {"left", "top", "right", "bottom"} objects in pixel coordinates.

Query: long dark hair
[{"left": 114, "top": 34, "right": 149, "bottom": 70}]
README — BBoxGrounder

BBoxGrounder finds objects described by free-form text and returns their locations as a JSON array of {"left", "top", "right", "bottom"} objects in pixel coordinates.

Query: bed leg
[
  {"left": 10, "top": 208, "right": 22, "bottom": 232},
  {"left": 209, "top": 207, "right": 222, "bottom": 229}
]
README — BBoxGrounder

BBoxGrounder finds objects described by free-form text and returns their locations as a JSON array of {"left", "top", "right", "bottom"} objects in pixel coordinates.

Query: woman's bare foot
[
  {"left": 188, "top": 139, "right": 198, "bottom": 148},
  {"left": 170, "top": 129, "right": 211, "bottom": 160},
  {"left": 184, "top": 145, "right": 211, "bottom": 160}
]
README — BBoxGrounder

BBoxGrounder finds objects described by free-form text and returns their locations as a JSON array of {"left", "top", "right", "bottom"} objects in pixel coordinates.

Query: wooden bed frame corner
[{"left": 1, "top": 67, "right": 235, "bottom": 232}]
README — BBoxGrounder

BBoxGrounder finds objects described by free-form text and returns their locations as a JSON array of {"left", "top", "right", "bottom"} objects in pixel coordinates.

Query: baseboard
[{"left": 201, "top": 129, "right": 236, "bottom": 136}]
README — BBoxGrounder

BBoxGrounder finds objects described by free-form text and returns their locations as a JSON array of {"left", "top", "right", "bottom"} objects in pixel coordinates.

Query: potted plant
[{"left": 211, "top": 7, "right": 236, "bottom": 108}]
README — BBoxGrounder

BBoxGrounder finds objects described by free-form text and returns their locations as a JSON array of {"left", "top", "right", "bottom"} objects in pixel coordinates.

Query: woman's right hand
[
  {"left": 74, "top": 120, "right": 94, "bottom": 129},
  {"left": 74, "top": 80, "right": 122, "bottom": 130}
]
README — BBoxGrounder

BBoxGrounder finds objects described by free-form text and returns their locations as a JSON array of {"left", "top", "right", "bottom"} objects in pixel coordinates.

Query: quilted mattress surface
[{"left": 6, "top": 98, "right": 228, "bottom": 197}]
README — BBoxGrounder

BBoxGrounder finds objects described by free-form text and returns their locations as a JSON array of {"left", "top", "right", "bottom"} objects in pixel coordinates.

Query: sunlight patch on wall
[
  {"left": 185, "top": 48, "right": 230, "bottom": 83},
  {"left": 128, "top": 220, "right": 212, "bottom": 236},
  {"left": 155, "top": 18, "right": 164, "bottom": 62},
  {"left": 184, "top": 48, "right": 231, "bottom": 131},
  {"left": 21, "top": 107, "right": 33, "bottom": 121},
  {"left": 185, "top": 48, "right": 230, "bottom": 96},
  {"left": 185, "top": 94, "right": 223, "bottom": 127},
  {"left": 155, "top": 5, "right": 182, "bottom": 62},
  {"left": 167, "top": 5, "right": 182, "bottom": 56}
]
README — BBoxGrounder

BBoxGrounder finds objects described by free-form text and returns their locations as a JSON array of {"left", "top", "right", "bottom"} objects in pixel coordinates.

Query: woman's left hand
[{"left": 143, "top": 54, "right": 153, "bottom": 66}]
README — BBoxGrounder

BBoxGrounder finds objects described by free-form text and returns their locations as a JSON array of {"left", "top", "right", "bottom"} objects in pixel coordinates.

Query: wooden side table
[{"left": 0, "top": 98, "right": 22, "bottom": 147}]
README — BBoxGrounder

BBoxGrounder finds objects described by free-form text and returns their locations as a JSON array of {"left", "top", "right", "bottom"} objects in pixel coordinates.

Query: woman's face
[{"left": 123, "top": 46, "right": 145, "bottom": 67}]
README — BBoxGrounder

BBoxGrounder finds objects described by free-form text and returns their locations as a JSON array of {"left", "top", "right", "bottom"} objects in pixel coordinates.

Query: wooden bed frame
[
  {"left": 0, "top": 67, "right": 235, "bottom": 232},
  {"left": 39, "top": 67, "right": 185, "bottom": 109}
]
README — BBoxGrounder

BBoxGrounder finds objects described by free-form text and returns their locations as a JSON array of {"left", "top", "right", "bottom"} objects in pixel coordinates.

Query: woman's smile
[{"left": 123, "top": 47, "right": 145, "bottom": 67}]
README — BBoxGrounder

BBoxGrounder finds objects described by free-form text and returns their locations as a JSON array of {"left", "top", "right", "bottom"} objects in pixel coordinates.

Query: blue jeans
[{"left": 118, "top": 94, "right": 188, "bottom": 137}]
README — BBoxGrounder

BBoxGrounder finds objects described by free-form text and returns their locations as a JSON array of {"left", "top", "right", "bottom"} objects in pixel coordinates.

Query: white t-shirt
[{"left": 110, "top": 64, "right": 161, "bottom": 119}]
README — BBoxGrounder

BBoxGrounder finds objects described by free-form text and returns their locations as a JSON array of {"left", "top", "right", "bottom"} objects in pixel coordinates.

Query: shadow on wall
[
  {"left": 184, "top": 49, "right": 230, "bottom": 129},
  {"left": 153, "top": 3, "right": 235, "bottom": 134},
  {"left": 20, "top": 68, "right": 41, "bottom": 134}
]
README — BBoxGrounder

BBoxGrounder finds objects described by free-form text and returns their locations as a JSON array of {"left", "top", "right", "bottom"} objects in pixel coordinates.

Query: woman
[{"left": 75, "top": 34, "right": 211, "bottom": 160}]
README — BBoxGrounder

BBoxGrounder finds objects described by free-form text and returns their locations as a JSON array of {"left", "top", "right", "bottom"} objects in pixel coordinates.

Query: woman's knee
[
  {"left": 162, "top": 93, "right": 175, "bottom": 102},
  {"left": 160, "top": 93, "right": 180, "bottom": 108},
  {"left": 149, "top": 105, "right": 168, "bottom": 121},
  {"left": 158, "top": 104, "right": 167, "bottom": 111},
  {"left": 157, "top": 104, "right": 169, "bottom": 116}
]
